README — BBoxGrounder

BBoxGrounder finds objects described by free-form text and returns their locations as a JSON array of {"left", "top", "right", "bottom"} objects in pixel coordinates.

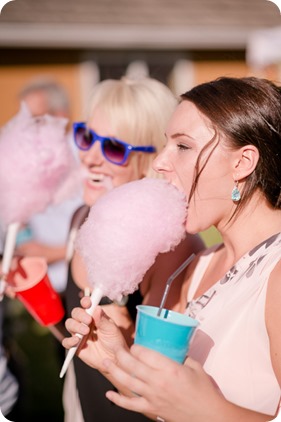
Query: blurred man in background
[{"left": 16, "top": 77, "right": 82, "bottom": 294}]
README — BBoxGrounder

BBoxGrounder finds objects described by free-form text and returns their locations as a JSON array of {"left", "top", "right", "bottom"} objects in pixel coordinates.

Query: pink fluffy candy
[
  {"left": 75, "top": 178, "right": 187, "bottom": 301},
  {"left": 0, "top": 103, "right": 80, "bottom": 226}
]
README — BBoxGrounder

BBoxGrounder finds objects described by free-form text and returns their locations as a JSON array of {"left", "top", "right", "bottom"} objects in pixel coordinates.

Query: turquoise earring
[{"left": 231, "top": 181, "right": 241, "bottom": 202}]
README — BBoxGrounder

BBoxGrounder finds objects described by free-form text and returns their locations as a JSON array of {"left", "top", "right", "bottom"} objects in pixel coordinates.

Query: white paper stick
[
  {"left": 59, "top": 286, "right": 104, "bottom": 378},
  {"left": 0, "top": 222, "right": 20, "bottom": 298}
]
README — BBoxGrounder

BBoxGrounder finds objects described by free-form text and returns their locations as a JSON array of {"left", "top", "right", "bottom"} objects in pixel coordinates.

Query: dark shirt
[{"left": 65, "top": 266, "right": 150, "bottom": 422}]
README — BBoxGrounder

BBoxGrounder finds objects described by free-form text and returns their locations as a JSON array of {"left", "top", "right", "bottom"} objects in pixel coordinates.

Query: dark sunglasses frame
[{"left": 73, "top": 122, "right": 156, "bottom": 165}]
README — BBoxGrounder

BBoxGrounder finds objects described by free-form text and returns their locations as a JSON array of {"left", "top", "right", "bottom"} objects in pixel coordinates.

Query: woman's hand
[
  {"left": 104, "top": 345, "right": 272, "bottom": 422},
  {"left": 100, "top": 302, "right": 135, "bottom": 346},
  {"left": 103, "top": 345, "right": 222, "bottom": 421},
  {"left": 1, "top": 256, "right": 26, "bottom": 298},
  {"left": 62, "top": 297, "right": 128, "bottom": 373}
]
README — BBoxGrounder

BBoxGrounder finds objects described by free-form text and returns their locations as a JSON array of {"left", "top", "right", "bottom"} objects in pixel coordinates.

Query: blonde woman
[{"left": 63, "top": 77, "right": 204, "bottom": 422}]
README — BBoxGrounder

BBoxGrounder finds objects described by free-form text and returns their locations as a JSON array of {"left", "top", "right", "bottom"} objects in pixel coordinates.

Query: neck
[{"left": 216, "top": 195, "right": 281, "bottom": 265}]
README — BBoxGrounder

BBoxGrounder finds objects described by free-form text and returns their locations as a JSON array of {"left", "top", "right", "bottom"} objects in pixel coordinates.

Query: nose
[
  {"left": 80, "top": 140, "right": 104, "bottom": 167},
  {"left": 152, "top": 148, "right": 172, "bottom": 176}
]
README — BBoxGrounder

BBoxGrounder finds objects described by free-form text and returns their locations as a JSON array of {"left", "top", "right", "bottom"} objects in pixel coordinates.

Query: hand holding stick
[{"left": 59, "top": 286, "right": 103, "bottom": 378}]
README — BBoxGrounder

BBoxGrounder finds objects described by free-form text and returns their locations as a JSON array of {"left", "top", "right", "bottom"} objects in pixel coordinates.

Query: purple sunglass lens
[
  {"left": 103, "top": 139, "right": 126, "bottom": 163},
  {"left": 76, "top": 127, "right": 93, "bottom": 149}
]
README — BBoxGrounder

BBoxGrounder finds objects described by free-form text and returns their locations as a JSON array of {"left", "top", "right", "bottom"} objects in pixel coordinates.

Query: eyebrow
[{"left": 165, "top": 132, "right": 196, "bottom": 141}]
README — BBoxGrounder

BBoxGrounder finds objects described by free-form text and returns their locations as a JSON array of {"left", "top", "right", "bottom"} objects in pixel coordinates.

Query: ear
[{"left": 232, "top": 145, "right": 259, "bottom": 181}]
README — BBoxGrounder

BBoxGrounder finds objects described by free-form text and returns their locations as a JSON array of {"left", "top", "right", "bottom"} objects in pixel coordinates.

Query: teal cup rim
[{"left": 136, "top": 305, "right": 199, "bottom": 327}]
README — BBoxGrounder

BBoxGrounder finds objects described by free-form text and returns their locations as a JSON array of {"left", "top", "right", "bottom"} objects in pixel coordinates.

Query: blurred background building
[{"left": 0, "top": 0, "right": 280, "bottom": 126}]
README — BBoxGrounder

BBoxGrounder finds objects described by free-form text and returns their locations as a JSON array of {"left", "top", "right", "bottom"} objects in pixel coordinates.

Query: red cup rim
[{"left": 10, "top": 256, "right": 48, "bottom": 292}]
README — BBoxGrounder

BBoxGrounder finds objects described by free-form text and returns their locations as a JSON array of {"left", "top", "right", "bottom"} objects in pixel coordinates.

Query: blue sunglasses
[{"left": 73, "top": 122, "right": 156, "bottom": 165}]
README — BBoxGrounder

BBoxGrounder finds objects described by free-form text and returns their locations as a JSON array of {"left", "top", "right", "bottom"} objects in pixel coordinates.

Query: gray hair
[{"left": 19, "top": 77, "right": 70, "bottom": 115}]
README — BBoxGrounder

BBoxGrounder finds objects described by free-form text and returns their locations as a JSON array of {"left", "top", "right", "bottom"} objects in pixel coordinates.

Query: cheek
[
  {"left": 197, "top": 166, "right": 231, "bottom": 200},
  {"left": 111, "top": 158, "right": 142, "bottom": 187},
  {"left": 176, "top": 166, "right": 195, "bottom": 199},
  {"left": 79, "top": 150, "right": 86, "bottom": 162},
  {"left": 191, "top": 147, "right": 232, "bottom": 200}
]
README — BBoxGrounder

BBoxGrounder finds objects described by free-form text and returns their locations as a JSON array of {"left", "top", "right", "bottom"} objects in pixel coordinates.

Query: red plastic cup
[{"left": 7, "top": 256, "right": 65, "bottom": 326}]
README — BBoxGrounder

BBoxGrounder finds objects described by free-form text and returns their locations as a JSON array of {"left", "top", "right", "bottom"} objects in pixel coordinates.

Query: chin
[
  {"left": 185, "top": 221, "right": 200, "bottom": 235},
  {"left": 83, "top": 189, "right": 105, "bottom": 207}
]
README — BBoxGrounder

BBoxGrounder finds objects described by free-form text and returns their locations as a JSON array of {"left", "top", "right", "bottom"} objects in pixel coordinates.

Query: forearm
[
  {"left": 16, "top": 242, "right": 66, "bottom": 264},
  {"left": 214, "top": 399, "right": 274, "bottom": 422},
  {"left": 44, "top": 245, "right": 66, "bottom": 263}
]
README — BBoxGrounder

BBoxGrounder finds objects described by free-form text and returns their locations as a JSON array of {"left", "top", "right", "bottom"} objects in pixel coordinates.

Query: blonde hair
[{"left": 86, "top": 77, "right": 177, "bottom": 178}]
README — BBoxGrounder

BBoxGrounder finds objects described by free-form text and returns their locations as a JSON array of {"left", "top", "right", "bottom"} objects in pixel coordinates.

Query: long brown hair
[{"left": 181, "top": 76, "right": 281, "bottom": 216}]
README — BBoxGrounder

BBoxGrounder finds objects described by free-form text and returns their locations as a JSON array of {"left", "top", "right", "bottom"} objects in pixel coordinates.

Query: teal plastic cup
[{"left": 134, "top": 305, "right": 199, "bottom": 363}]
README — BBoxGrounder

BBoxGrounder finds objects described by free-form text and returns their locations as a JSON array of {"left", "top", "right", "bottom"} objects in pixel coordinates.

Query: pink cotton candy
[
  {"left": 75, "top": 178, "right": 187, "bottom": 301},
  {"left": 0, "top": 103, "right": 81, "bottom": 226}
]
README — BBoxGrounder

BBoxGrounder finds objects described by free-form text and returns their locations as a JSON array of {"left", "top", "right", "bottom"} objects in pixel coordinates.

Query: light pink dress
[{"left": 185, "top": 232, "right": 281, "bottom": 416}]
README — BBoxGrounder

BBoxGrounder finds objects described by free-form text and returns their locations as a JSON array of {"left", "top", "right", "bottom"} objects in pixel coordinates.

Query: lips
[
  {"left": 85, "top": 173, "right": 113, "bottom": 190},
  {"left": 89, "top": 173, "right": 104, "bottom": 183}
]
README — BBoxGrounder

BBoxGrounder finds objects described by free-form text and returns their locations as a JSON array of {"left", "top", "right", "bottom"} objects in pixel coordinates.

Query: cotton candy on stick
[
  {"left": 59, "top": 178, "right": 187, "bottom": 377},
  {"left": 0, "top": 103, "right": 80, "bottom": 225},
  {"left": 77, "top": 178, "right": 188, "bottom": 300},
  {"left": 0, "top": 103, "right": 81, "bottom": 296}
]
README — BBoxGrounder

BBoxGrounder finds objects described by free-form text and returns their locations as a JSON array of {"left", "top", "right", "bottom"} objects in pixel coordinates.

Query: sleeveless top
[{"left": 185, "top": 232, "right": 281, "bottom": 416}]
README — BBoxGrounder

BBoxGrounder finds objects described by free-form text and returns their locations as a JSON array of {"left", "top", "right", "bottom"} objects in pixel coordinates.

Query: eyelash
[{"left": 177, "top": 143, "right": 191, "bottom": 151}]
